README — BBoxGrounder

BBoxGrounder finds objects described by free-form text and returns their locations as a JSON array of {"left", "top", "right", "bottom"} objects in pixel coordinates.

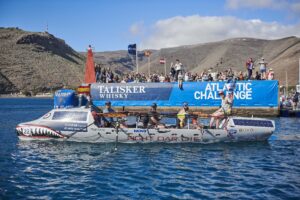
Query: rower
[
  {"left": 177, "top": 102, "right": 189, "bottom": 128},
  {"left": 190, "top": 116, "right": 203, "bottom": 129},
  {"left": 103, "top": 101, "right": 115, "bottom": 127},
  {"left": 209, "top": 90, "right": 232, "bottom": 128},
  {"left": 91, "top": 106, "right": 103, "bottom": 127},
  {"left": 142, "top": 103, "right": 165, "bottom": 128}
]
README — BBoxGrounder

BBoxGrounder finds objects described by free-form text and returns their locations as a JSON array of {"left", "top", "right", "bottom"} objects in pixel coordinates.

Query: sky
[{"left": 1, "top": 0, "right": 300, "bottom": 51}]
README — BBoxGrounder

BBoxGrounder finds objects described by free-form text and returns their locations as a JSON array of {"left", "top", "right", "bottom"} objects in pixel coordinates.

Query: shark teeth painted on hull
[{"left": 16, "top": 125, "right": 65, "bottom": 138}]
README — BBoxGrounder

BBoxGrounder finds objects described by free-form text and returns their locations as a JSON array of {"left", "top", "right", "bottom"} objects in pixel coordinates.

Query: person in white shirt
[
  {"left": 184, "top": 72, "right": 189, "bottom": 82},
  {"left": 159, "top": 74, "right": 165, "bottom": 82},
  {"left": 174, "top": 59, "right": 183, "bottom": 81},
  {"left": 258, "top": 57, "right": 267, "bottom": 80},
  {"left": 267, "top": 68, "right": 274, "bottom": 80},
  {"left": 209, "top": 91, "right": 233, "bottom": 128}
]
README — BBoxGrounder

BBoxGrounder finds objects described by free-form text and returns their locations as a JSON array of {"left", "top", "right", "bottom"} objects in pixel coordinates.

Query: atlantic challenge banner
[{"left": 90, "top": 80, "right": 278, "bottom": 107}]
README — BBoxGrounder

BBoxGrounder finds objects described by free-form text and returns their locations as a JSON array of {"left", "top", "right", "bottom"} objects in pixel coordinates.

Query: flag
[
  {"left": 84, "top": 47, "right": 96, "bottom": 84},
  {"left": 128, "top": 44, "right": 136, "bottom": 55},
  {"left": 144, "top": 50, "right": 152, "bottom": 57},
  {"left": 160, "top": 58, "right": 166, "bottom": 64}
]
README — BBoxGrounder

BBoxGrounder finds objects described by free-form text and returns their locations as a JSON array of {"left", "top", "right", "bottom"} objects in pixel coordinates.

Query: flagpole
[
  {"left": 148, "top": 56, "right": 150, "bottom": 77},
  {"left": 136, "top": 45, "right": 139, "bottom": 73},
  {"left": 285, "top": 69, "right": 288, "bottom": 96},
  {"left": 164, "top": 57, "right": 167, "bottom": 76}
]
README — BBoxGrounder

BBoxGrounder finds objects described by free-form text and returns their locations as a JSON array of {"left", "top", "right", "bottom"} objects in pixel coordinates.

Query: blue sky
[{"left": 0, "top": 0, "right": 300, "bottom": 51}]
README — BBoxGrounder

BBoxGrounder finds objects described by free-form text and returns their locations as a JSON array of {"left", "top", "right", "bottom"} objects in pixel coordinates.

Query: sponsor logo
[
  {"left": 91, "top": 83, "right": 173, "bottom": 100},
  {"left": 194, "top": 82, "right": 252, "bottom": 100}
]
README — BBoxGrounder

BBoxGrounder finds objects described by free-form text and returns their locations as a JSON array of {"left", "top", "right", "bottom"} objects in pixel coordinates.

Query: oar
[
  {"left": 96, "top": 111, "right": 217, "bottom": 119},
  {"left": 97, "top": 112, "right": 128, "bottom": 118},
  {"left": 114, "top": 119, "right": 119, "bottom": 151},
  {"left": 190, "top": 112, "right": 211, "bottom": 118}
]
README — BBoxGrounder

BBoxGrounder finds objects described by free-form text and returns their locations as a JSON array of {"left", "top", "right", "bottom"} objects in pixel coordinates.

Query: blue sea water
[{"left": 0, "top": 98, "right": 300, "bottom": 200}]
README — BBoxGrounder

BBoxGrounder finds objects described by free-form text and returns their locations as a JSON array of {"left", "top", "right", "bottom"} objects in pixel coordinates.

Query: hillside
[
  {"left": 93, "top": 37, "right": 300, "bottom": 86},
  {"left": 0, "top": 27, "right": 299, "bottom": 95},
  {"left": 0, "top": 27, "right": 85, "bottom": 94}
]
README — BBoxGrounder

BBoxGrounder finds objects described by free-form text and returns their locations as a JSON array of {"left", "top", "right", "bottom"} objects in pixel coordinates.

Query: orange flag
[
  {"left": 144, "top": 50, "right": 152, "bottom": 57},
  {"left": 84, "top": 47, "right": 96, "bottom": 84}
]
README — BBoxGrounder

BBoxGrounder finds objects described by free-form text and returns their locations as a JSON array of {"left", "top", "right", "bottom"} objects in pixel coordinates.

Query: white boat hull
[{"left": 16, "top": 108, "right": 275, "bottom": 144}]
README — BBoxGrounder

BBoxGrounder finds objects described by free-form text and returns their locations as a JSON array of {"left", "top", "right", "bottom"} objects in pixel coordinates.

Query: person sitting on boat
[
  {"left": 142, "top": 103, "right": 165, "bottom": 128},
  {"left": 190, "top": 116, "right": 203, "bottom": 129},
  {"left": 177, "top": 103, "right": 189, "bottom": 128},
  {"left": 91, "top": 106, "right": 103, "bottom": 127},
  {"left": 102, "top": 101, "right": 115, "bottom": 127},
  {"left": 209, "top": 90, "right": 232, "bottom": 128}
]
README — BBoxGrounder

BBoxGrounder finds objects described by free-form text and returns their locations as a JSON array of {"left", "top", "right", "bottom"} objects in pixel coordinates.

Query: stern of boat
[{"left": 226, "top": 117, "right": 275, "bottom": 142}]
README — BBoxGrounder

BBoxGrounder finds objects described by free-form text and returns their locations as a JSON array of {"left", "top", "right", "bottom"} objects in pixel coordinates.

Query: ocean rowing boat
[{"left": 16, "top": 107, "right": 275, "bottom": 144}]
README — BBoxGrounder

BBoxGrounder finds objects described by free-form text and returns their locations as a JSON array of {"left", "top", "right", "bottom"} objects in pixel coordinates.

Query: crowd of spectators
[{"left": 94, "top": 57, "right": 275, "bottom": 83}]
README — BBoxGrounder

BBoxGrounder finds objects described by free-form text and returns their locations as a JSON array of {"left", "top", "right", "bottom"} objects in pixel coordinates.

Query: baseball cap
[
  {"left": 183, "top": 102, "right": 189, "bottom": 107},
  {"left": 151, "top": 103, "right": 157, "bottom": 108}
]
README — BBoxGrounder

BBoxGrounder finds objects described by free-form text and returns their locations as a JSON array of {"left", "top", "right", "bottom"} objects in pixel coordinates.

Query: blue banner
[
  {"left": 54, "top": 89, "right": 78, "bottom": 108},
  {"left": 91, "top": 81, "right": 278, "bottom": 107}
]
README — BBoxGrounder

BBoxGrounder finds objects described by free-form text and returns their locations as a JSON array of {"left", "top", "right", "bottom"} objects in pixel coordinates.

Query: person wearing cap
[
  {"left": 209, "top": 90, "right": 233, "bottom": 128},
  {"left": 177, "top": 103, "right": 189, "bottom": 128},
  {"left": 258, "top": 57, "right": 267, "bottom": 80},
  {"left": 142, "top": 103, "right": 164, "bottom": 128},
  {"left": 102, "top": 101, "right": 115, "bottom": 127}
]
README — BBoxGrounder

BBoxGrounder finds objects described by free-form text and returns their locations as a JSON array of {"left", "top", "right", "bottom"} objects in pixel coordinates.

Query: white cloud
[
  {"left": 291, "top": 2, "right": 300, "bottom": 14},
  {"left": 225, "top": 0, "right": 300, "bottom": 16},
  {"left": 129, "top": 21, "right": 144, "bottom": 36},
  {"left": 226, "top": 0, "right": 276, "bottom": 9},
  {"left": 140, "top": 15, "right": 300, "bottom": 49}
]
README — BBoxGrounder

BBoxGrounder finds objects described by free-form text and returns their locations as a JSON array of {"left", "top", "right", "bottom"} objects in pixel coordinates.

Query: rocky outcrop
[{"left": 0, "top": 27, "right": 85, "bottom": 94}]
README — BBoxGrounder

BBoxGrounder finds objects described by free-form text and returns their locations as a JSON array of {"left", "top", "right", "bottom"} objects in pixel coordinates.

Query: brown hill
[
  {"left": 1, "top": 27, "right": 299, "bottom": 95},
  {"left": 94, "top": 37, "right": 300, "bottom": 86},
  {"left": 0, "top": 27, "right": 85, "bottom": 94}
]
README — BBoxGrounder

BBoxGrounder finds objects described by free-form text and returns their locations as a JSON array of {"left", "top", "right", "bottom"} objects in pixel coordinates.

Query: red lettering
[
  {"left": 128, "top": 136, "right": 136, "bottom": 141},
  {"left": 135, "top": 136, "right": 143, "bottom": 141},
  {"left": 193, "top": 137, "right": 201, "bottom": 142},
  {"left": 181, "top": 136, "right": 190, "bottom": 142}
]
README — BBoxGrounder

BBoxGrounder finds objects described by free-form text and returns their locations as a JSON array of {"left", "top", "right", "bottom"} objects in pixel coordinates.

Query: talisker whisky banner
[{"left": 90, "top": 81, "right": 278, "bottom": 107}]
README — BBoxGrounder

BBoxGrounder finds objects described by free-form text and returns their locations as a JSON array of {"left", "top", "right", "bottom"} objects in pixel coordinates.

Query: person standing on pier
[
  {"left": 258, "top": 57, "right": 267, "bottom": 80},
  {"left": 245, "top": 58, "right": 254, "bottom": 80},
  {"left": 174, "top": 59, "right": 183, "bottom": 81}
]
